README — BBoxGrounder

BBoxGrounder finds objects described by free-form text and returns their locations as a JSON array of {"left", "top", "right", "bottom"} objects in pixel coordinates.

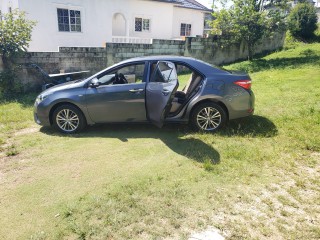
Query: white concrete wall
[
  {"left": 127, "top": 0, "right": 174, "bottom": 39},
  {"left": 19, "top": 0, "right": 112, "bottom": 51},
  {"left": 172, "top": 7, "right": 205, "bottom": 39},
  {"left": 6, "top": 0, "right": 206, "bottom": 52},
  {"left": 0, "top": 0, "right": 20, "bottom": 13}
]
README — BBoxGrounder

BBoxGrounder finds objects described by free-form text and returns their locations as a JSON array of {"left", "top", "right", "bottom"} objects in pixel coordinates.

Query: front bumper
[
  {"left": 34, "top": 112, "right": 41, "bottom": 125},
  {"left": 34, "top": 103, "right": 51, "bottom": 127}
]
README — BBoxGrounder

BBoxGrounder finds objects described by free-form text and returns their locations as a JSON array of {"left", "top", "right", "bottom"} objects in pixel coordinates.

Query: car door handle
[
  {"left": 162, "top": 89, "right": 170, "bottom": 96},
  {"left": 129, "top": 89, "right": 144, "bottom": 93}
]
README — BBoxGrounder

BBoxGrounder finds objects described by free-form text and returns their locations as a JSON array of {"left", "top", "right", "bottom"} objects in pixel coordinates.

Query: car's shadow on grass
[
  {"left": 220, "top": 115, "right": 278, "bottom": 137},
  {"left": 40, "top": 115, "right": 277, "bottom": 165},
  {"left": 41, "top": 123, "right": 221, "bottom": 165}
]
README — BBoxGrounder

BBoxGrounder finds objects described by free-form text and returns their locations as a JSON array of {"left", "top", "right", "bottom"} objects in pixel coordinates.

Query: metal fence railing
[{"left": 112, "top": 36, "right": 153, "bottom": 44}]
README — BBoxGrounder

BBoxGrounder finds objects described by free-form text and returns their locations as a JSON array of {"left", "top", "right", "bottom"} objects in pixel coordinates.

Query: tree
[
  {"left": 288, "top": 2, "right": 318, "bottom": 40},
  {"left": 0, "top": 10, "right": 35, "bottom": 92},
  {"left": 0, "top": 9, "right": 36, "bottom": 66},
  {"left": 211, "top": 0, "right": 287, "bottom": 60}
]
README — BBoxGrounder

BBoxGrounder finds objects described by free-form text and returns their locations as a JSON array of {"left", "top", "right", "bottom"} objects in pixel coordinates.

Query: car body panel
[
  {"left": 85, "top": 82, "right": 147, "bottom": 123},
  {"left": 146, "top": 61, "right": 179, "bottom": 128},
  {"left": 34, "top": 81, "right": 91, "bottom": 126}
]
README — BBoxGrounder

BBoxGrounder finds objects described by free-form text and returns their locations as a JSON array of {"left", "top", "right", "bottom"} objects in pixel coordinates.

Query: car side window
[
  {"left": 98, "top": 74, "right": 115, "bottom": 85},
  {"left": 150, "top": 62, "right": 178, "bottom": 83},
  {"left": 176, "top": 64, "right": 196, "bottom": 91},
  {"left": 97, "top": 63, "right": 145, "bottom": 85}
]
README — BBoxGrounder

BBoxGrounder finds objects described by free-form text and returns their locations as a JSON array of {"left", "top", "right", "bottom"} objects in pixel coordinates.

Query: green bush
[
  {"left": 0, "top": 68, "right": 23, "bottom": 94},
  {"left": 0, "top": 10, "right": 36, "bottom": 57},
  {"left": 284, "top": 31, "right": 301, "bottom": 49},
  {"left": 288, "top": 3, "right": 318, "bottom": 40},
  {"left": 315, "top": 23, "right": 320, "bottom": 38}
]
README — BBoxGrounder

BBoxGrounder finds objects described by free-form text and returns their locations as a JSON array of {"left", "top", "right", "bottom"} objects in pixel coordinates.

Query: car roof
[
  {"left": 118, "top": 55, "right": 227, "bottom": 75},
  {"left": 89, "top": 55, "right": 228, "bottom": 80},
  {"left": 122, "top": 55, "right": 196, "bottom": 62}
]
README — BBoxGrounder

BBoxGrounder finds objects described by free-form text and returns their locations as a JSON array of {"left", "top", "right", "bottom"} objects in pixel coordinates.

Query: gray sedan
[{"left": 34, "top": 56, "right": 255, "bottom": 133}]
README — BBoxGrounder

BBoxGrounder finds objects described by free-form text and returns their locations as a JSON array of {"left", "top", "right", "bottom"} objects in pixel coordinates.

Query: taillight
[{"left": 234, "top": 80, "right": 252, "bottom": 90}]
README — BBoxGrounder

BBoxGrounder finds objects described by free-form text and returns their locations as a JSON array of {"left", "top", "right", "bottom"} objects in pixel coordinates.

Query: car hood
[{"left": 41, "top": 80, "right": 84, "bottom": 95}]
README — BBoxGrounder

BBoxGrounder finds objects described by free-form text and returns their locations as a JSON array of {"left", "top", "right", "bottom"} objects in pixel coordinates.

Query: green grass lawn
[{"left": 0, "top": 43, "right": 319, "bottom": 239}]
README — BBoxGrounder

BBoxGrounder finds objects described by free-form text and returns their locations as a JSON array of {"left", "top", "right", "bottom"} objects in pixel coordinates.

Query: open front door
[{"left": 146, "top": 61, "right": 179, "bottom": 128}]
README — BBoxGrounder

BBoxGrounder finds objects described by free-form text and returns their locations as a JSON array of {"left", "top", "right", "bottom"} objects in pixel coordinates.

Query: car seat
[{"left": 170, "top": 73, "right": 202, "bottom": 113}]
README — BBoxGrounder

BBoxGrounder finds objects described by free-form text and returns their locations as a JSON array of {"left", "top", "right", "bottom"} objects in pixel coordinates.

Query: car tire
[
  {"left": 52, "top": 104, "right": 86, "bottom": 134},
  {"left": 190, "top": 102, "right": 227, "bottom": 132}
]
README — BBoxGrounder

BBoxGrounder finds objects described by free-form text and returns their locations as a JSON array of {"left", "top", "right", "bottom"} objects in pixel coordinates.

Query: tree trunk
[
  {"left": 247, "top": 43, "right": 254, "bottom": 61},
  {"left": 1, "top": 55, "right": 12, "bottom": 69}
]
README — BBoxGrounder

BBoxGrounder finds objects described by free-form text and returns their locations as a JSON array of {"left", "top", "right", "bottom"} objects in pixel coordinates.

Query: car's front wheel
[
  {"left": 52, "top": 104, "right": 86, "bottom": 133},
  {"left": 191, "top": 102, "right": 227, "bottom": 132}
]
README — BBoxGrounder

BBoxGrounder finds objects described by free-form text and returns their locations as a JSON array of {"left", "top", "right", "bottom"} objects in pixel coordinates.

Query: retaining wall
[{"left": 15, "top": 33, "right": 285, "bottom": 90}]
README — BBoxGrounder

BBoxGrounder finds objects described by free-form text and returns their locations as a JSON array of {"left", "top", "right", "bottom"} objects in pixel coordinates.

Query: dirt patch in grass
[
  {"left": 0, "top": 126, "right": 40, "bottom": 186},
  {"left": 0, "top": 126, "right": 39, "bottom": 157},
  {"left": 186, "top": 152, "right": 319, "bottom": 240},
  {"left": 13, "top": 126, "right": 39, "bottom": 136}
]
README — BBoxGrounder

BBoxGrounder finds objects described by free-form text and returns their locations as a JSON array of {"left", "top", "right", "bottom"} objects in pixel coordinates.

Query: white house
[{"left": 0, "top": 0, "right": 211, "bottom": 52}]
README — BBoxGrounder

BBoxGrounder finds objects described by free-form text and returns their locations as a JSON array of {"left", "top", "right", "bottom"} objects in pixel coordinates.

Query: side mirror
[{"left": 89, "top": 78, "right": 101, "bottom": 88}]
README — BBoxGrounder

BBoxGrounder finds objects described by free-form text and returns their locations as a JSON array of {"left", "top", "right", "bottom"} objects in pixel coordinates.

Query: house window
[
  {"left": 180, "top": 23, "right": 191, "bottom": 36},
  {"left": 143, "top": 19, "right": 150, "bottom": 31},
  {"left": 57, "top": 8, "right": 81, "bottom": 32},
  {"left": 135, "top": 18, "right": 150, "bottom": 32}
]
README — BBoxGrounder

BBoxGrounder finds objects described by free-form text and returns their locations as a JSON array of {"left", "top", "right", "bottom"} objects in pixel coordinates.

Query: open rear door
[{"left": 146, "top": 61, "right": 179, "bottom": 128}]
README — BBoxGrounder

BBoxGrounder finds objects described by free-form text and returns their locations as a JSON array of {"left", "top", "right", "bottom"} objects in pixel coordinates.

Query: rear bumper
[{"left": 228, "top": 90, "right": 255, "bottom": 120}]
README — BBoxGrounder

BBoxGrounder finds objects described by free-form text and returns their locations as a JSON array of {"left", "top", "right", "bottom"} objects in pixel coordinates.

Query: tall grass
[{"left": 0, "top": 94, "right": 36, "bottom": 149}]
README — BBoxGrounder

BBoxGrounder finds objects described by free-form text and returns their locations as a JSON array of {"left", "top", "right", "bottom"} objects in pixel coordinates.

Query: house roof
[{"left": 155, "top": 0, "right": 212, "bottom": 12}]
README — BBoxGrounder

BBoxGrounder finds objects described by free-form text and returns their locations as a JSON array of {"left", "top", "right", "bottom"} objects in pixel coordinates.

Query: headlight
[{"left": 35, "top": 94, "right": 50, "bottom": 105}]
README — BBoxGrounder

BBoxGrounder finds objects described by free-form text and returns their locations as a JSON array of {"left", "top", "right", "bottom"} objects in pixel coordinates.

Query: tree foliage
[
  {"left": 288, "top": 2, "right": 318, "bottom": 40},
  {"left": 211, "top": 0, "right": 287, "bottom": 60},
  {"left": 0, "top": 10, "right": 35, "bottom": 93},
  {"left": 0, "top": 9, "right": 36, "bottom": 58}
]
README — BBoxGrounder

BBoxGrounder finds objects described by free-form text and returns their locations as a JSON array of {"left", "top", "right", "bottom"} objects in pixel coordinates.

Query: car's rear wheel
[
  {"left": 52, "top": 104, "right": 86, "bottom": 133},
  {"left": 191, "top": 102, "right": 227, "bottom": 132}
]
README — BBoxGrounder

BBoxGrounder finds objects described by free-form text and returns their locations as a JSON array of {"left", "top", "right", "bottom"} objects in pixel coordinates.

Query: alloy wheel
[
  {"left": 56, "top": 109, "right": 80, "bottom": 132},
  {"left": 196, "top": 107, "right": 222, "bottom": 131}
]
